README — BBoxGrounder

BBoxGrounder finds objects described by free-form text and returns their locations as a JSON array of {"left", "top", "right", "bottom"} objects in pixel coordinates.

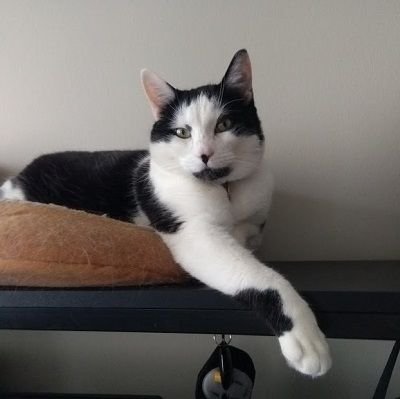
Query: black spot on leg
[{"left": 235, "top": 289, "right": 293, "bottom": 336}]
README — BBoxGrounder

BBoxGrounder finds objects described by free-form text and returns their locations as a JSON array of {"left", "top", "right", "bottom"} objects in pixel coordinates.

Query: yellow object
[{"left": 213, "top": 370, "right": 222, "bottom": 384}]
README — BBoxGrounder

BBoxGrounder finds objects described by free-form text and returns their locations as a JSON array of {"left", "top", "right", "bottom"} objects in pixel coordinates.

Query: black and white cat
[{"left": 0, "top": 50, "right": 331, "bottom": 377}]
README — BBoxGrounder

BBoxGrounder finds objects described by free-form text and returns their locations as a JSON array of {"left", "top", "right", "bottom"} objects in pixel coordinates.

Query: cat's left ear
[
  {"left": 141, "top": 69, "right": 176, "bottom": 120},
  {"left": 222, "top": 49, "right": 253, "bottom": 103}
]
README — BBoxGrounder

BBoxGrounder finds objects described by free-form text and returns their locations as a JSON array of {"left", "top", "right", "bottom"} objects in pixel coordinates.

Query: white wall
[
  {"left": 0, "top": 1, "right": 399, "bottom": 398},
  {"left": 1, "top": 0, "right": 399, "bottom": 260}
]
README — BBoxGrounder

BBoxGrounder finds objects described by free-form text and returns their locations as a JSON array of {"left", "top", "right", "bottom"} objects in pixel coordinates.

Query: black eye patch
[{"left": 150, "top": 84, "right": 263, "bottom": 142}]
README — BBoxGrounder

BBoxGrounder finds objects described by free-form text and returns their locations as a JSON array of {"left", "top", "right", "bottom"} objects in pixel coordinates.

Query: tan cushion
[{"left": 0, "top": 201, "right": 188, "bottom": 287}]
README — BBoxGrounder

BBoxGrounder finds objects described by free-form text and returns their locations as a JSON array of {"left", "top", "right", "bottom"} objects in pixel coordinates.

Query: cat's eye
[
  {"left": 175, "top": 127, "right": 191, "bottom": 139},
  {"left": 215, "top": 118, "right": 233, "bottom": 133}
]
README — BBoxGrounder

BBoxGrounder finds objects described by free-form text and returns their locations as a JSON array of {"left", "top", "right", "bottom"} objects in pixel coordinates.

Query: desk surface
[{"left": 0, "top": 261, "right": 399, "bottom": 340}]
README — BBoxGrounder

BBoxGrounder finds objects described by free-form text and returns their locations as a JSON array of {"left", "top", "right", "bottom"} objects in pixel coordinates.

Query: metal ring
[{"left": 213, "top": 334, "right": 232, "bottom": 345}]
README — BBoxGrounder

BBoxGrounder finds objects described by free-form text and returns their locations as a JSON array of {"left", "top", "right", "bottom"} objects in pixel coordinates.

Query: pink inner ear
[
  {"left": 147, "top": 82, "right": 169, "bottom": 107},
  {"left": 141, "top": 69, "right": 175, "bottom": 119},
  {"left": 225, "top": 52, "right": 253, "bottom": 102}
]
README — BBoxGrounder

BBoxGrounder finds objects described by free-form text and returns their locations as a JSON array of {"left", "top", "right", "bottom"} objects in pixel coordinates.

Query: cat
[{"left": 0, "top": 49, "right": 331, "bottom": 377}]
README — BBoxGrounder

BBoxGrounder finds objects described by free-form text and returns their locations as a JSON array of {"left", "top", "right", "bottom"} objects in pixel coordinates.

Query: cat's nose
[{"left": 201, "top": 154, "right": 210, "bottom": 165}]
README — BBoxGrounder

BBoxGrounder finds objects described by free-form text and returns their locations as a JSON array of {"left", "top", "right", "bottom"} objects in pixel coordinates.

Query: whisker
[
  {"left": 168, "top": 102, "right": 180, "bottom": 115},
  {"left": 221, "top": 98, "right": 242, "bottom": 111},
  {"left": 218, "top": 80, "right": 225, "bottom": 106}
]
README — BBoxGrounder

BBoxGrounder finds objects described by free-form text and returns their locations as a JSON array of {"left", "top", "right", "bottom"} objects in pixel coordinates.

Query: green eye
[
  {"left": 175, "top": 127, "right": 191, "bottom": 139},
  {"left": 215, "top": 118, "right": 233, "bottom": 133}
]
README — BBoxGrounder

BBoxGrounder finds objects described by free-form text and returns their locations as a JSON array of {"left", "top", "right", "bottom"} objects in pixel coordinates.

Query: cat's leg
[
  {"left": 0, "top": 179, "right": 26, "bottom": 201},
  {"left": 161, "top": 219, "right": 331, "bottom": 377}
]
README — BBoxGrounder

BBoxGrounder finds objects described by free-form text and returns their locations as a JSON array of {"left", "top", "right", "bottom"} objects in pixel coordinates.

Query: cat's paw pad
[{"left": 278, "top": 324, "right": 331, "bottom": 377}]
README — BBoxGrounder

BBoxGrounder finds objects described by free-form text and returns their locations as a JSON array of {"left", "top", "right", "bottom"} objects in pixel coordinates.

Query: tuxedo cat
[{"left": 0, "top": 49, "right": 331, "bottom": 377}]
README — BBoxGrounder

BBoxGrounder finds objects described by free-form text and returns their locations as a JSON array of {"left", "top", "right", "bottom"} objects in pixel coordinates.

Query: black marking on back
[
  {"left": 151, "top": 84, "right": 263, "bottom": 143},
  {"left": 235, "top": 289, "right": 293, "bottom": 336},
  {"left": 16, "top": 150, "right": 148, "bottom": 222},
  {"left": 135, "top": 159, "right": 182, "bottom": 233}
]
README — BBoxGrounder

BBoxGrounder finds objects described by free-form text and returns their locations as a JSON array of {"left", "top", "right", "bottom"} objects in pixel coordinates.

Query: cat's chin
[{"left": 193, "top": 166, "right": 231, "bottom": 182}]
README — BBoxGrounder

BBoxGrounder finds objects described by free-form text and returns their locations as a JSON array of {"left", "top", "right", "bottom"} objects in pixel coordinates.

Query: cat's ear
[
  {"left": 222, "top": 49, "right": 253, "bottom": 103},
  {"left": 141, "top": 69, "right": 176, "bottom": 120}
]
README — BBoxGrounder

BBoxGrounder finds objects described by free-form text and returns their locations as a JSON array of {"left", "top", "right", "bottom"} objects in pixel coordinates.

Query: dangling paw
[{"left": 278, "top": 318, "right": 332, "bottom": 377}]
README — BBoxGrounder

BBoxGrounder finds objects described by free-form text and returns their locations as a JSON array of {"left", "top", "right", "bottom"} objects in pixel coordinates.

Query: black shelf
[{"left": 0, "top": 261, "right": 399, "bottom": 340}]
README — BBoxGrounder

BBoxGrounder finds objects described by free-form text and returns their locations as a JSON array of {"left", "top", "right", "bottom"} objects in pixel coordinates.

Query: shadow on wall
[
  {"left": 0, "top": 331, "right": 71, "bottom": 393},
  {"left": 259, "top": 190, "right": 400, "bottom": 261},
  {"left": 0, "top": 168, "right": 8, "bottom": 185},
  {"left": 0, "top": 167, "right": 12, "bottom": 183}
]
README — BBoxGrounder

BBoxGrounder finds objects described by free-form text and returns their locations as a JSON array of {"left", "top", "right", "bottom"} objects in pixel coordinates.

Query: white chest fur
[{"left": 149, "top": 156, "right": 273, "bottom": 233}]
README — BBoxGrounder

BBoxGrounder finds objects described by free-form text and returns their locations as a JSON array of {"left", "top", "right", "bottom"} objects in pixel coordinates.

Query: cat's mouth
[{"left": 193, "top": 167, "right": 231, "bottom": 181}]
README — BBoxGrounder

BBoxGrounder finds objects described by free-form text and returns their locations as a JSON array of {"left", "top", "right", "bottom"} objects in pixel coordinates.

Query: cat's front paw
[{"left": 278, "top": 316, "right": 331, "bottom": 377}]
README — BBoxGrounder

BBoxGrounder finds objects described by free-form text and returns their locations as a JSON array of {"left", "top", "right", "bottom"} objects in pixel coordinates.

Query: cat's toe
[{"left": 278, "top": 325, "right": 331, "bottom": 377}]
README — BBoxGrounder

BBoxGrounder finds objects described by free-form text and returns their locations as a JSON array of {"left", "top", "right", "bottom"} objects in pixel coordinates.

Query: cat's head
[{"left": 142, "top": 49, "right": 264, "bottom": 183}]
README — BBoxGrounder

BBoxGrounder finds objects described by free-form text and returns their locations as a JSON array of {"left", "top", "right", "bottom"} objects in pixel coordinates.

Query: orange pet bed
[{"left": 0, "top": 201, "right": 188, "bottom": 287}]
